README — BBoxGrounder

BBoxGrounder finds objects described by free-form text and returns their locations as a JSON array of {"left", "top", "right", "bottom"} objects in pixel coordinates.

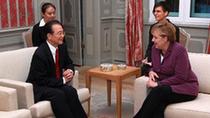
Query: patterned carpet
[{"left": 77, "top": 66, "right": 134, "bottom": 118}]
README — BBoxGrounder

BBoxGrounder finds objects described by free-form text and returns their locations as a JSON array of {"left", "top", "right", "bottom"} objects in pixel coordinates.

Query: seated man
[{"left": 26, "top": 20, "right": 87, "bottom": 118}]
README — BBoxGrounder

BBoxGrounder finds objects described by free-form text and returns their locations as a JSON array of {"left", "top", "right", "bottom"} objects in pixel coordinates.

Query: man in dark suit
[{"left": 26, "top": 20, "right": 87, "bottom": 118}]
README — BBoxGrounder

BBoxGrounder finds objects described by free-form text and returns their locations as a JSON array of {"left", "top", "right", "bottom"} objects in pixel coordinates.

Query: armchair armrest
[
  {"left": 134, "top": 76, "right": 149, "bottom": 115},
  {"left": 0, "top": 86, "right": 18, "bottom": 111},
  {"left": 0, "top": 79, "right": 34, "bottom": 109}
]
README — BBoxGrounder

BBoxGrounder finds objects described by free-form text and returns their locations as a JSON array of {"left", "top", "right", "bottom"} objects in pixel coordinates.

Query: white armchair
[
  {"left": 22, "top": 29, "right": 33, "bottom": 47},
  {"left": 0, "top": 47, "right": 90, "bottom": 118},
  {"left": 0, "top": 86, "right": 32, "bottom": 118},
  {"left": 179, "top": 27, "right": 190, "bottom": 49}
]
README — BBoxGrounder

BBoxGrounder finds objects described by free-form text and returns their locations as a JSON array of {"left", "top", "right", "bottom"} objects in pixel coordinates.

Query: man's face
[{"left": 48, "top": 24, "right": 65, "bottom": 47}]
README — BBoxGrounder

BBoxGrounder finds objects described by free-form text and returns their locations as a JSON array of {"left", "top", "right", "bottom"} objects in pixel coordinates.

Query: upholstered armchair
[
  {"left": 179, "top": 27, "right": 190, "bottom": 49},
  {"left": 0, "top": 47, "right": 90, "bottom": 118},
  {"left": 0, "top": 86, "right": 32, "bottom": 118},
  {"left": 22, "top": 30, "right": 33, "bottom": 47}
]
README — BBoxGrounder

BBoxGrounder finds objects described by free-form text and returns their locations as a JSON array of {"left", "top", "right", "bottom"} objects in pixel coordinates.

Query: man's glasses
[{"left": 53, "top": 31, "right": 65, "bottom": 37}]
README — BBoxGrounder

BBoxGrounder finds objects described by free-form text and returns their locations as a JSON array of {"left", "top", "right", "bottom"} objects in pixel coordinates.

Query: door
[{"left": 61, "top": 0, "right": 83, "bottom": 66}]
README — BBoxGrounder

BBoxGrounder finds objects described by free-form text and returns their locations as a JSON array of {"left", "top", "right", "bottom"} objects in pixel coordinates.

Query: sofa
[
  {"left": 134, "top": 52, "right": 210, "bottom": 118},
  {"left": 0, "top": 47, "right": 90, "bottom": 118}
]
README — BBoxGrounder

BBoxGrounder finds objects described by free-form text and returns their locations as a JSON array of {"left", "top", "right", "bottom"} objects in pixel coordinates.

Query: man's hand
[{"left": 63, "top": 69, "right": 74, "bottom": 82}]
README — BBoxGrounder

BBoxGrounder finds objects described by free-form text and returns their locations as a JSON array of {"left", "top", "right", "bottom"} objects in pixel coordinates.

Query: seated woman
[{"left": 134, "top": 20, "right": 198, "bottom": 118}]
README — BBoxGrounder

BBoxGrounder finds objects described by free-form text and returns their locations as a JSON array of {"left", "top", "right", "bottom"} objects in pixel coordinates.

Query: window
[
  {"left": 149, "top": 0, "right": 210, "bottom": 26},
  {"left": 0, "top": 0, "right": 34, "bottom": 30},
  {"left": 191, "top": 0, "right": 210, "bottom": 18}
]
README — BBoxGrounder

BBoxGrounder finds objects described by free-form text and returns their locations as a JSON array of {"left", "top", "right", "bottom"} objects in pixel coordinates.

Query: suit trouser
[
  {"left": 40, "top": 85, "right": 87, "bottom": 118},
  {"left": 133, "top": 85, "right": 196, "bottom": 118}
]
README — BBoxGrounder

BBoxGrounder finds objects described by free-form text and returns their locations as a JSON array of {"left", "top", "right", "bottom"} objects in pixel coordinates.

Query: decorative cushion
[{"left": 165, "top": 93, "right": 210, "bottom": 118}]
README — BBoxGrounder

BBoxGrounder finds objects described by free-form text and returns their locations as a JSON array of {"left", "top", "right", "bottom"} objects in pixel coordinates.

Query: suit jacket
[
  {"left": 151, "top": 42, "right": 199, "bottom": 96},
  {"left": 26, "top": 42, "right": 74, "bottom": 102},
  {"left": 32, "top": 22, "right": 46, "bottom": 46}
]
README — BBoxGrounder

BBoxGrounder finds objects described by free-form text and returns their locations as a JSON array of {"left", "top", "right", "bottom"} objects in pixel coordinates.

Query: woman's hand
[
  {"left": 142, "top": 57, "right": 152, "bottom": 66},
  {"left": 147, "top": 78, "right": 158, "bottom": 88},
  {"left": 147, "top": 71, "right": 159, "bottom": 88},
  {"left": 149, "top": 70, "right": 159, "bottom": 81}
]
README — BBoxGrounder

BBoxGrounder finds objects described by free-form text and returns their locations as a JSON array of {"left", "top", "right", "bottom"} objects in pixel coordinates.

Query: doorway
[{"left": 60, "top": 0, "right": 83, "bottom": 66}]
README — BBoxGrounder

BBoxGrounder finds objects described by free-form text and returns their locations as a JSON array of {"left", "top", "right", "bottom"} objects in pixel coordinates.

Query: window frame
[{"left": 149, "top": 0, "right": 210, "bottom": 26}]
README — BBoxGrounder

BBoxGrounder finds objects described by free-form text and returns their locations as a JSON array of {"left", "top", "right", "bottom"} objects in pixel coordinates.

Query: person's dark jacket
[
  {"left": 32, "top": 22, "right": 46, "bottom": 46},
  {"left": 26, "top": 42, "right": 74, "bottom": 102}
]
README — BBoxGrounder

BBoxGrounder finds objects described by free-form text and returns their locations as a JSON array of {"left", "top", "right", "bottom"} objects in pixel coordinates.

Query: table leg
[
  {"left": 136, "top": 72, "right": 140, "bottom": 78},
  {"left": 107, "top": 80, "right": 111, "bottom": 106},
  {"left": 116, "top": 79, "right": 122, "bottom": 118},
  {"left": 85, "top": 72, "right": 91, "bottom": 93}
]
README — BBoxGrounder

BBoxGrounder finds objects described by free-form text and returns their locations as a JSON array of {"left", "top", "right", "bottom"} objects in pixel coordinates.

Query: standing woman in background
[
  {"left": 32, "top": 2, "right": 56, "bottom": 46},
  {"left": 141, "top": 1, "right": 180, "bottom": 76}
]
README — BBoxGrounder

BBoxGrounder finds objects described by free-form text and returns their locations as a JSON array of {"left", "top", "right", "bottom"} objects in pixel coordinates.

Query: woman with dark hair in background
[
  {"left": 32, "top": 2, "right": 56, "bottom": 46},
  {"left": 141, "top": 1, "right": 180, "bottom": 76}
]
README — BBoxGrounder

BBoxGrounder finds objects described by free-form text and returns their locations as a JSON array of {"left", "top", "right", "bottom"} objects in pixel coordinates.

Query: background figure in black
[
  {"left": 141, "top": 1, "right": 180, "bottom": 76},
  {"left": 32, "top": 2, "right": 56, "bottom": 46}
]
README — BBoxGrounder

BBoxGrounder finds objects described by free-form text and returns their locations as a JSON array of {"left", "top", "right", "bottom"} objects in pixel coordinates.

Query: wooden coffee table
[{"left": 86, "top": 65, "right": 140, "bottom": 118}]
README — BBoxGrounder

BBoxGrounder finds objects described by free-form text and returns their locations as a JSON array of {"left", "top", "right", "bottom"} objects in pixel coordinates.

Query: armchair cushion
[
  {"left": 0, "top": 109, "right": 31, "bottom": 118},
  {"left": 77, "top": 88, "right": 90, "bottom": 103},
  {"left": 29, "top": 101, "right": 53, "bottom": 118},
  {"left": 0, "top": 47, "right": 37, "bottom": 82},
  {"left": 165, "top": 93, "right": 210, "bottom": 118}
]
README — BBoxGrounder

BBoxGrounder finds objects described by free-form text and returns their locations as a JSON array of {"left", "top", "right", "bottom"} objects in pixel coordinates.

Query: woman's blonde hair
[{"left": 151, "top": 20, "right": 176, "bottom": 43}]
